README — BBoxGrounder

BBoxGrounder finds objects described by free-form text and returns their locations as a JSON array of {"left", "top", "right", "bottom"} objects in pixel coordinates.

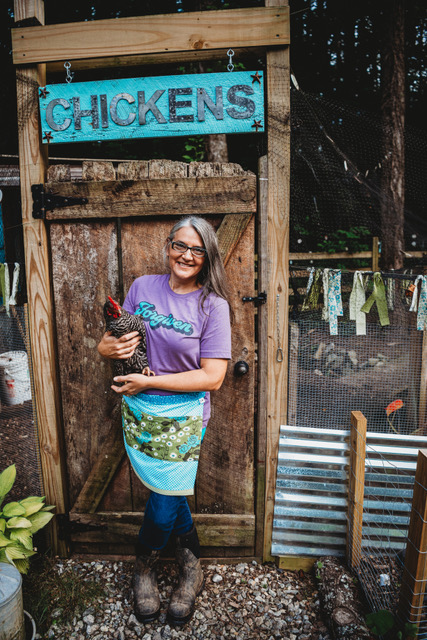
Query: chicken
[{"left": 103, "top": 296, "right": 154, "bottom": 377}]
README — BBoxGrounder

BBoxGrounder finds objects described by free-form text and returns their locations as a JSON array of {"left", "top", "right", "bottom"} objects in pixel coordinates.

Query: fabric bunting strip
[
  {"left": 302, "top": 268, "right": 322, "bottom": 310},
  {"left": 360, "top": 272, "right": 390, "bottom": 327},
  {"left": 409, "top": 275, "right": 427, "bottom": 331},
  {"left": 322, "top": 268, "right": 343, "bottom": 335},
  {"left": 0, "top": 263, "right": 10, "bottom": 316},
  {"left": 349, "top": 271, "right": 367, "bottom": 335},
  {"left": 9, "top": 263, "right": 20, "bottom": 306}
]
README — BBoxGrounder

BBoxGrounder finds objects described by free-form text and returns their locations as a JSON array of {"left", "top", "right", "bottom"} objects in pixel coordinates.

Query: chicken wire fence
[
  {"left": 0, "top": 303, "right": 43, "bottom": 501},
  {"left": 346, "top": 425, "right": 427, "bottom": 640},
  {"left": 288, "top": 269, "right": 426, "bottom": 435}
]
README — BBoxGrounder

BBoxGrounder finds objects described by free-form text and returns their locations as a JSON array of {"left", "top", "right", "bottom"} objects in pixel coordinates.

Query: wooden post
[
  {"left": 372, "top": 236, "right": 380, "bottom": 271},
  {"left": 14, "top": 0, "right": 68, "bottom": 555},
  {"left": 347, "top": 411, "right": 367, "bottom": 569},
  {"left": 263, "top": 0, "right": 290, "bottom": 563},
  {"left": 397, "top": 449, "right": 427, "bottom": 631}
]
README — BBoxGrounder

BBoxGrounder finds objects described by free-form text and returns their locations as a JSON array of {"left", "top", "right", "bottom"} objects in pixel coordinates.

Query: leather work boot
[
  {"left": 132, "top": 546, "right": 161, "bottom": 623},
  {"left": 167, "top": 526, "right": 204, "bottom": 625}
]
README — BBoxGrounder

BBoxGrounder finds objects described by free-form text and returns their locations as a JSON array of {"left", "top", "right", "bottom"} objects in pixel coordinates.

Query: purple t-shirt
[{"left": 122, "top": 274, "right": 231, "bottom": 426}]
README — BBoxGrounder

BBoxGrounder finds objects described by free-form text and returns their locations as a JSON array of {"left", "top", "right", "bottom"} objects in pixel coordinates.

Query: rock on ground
[{"left": 40, "top": 558, "right": 333, "bottom": 640}]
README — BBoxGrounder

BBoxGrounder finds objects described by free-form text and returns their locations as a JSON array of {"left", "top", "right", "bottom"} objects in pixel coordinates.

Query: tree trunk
[
  {"left": 205, "top": 134, "right": 229, "bottom": 163},
  {"left": 380, "top": 0, "right": 406, "bottom": 270},
  {"left": 315, "top": 556, "right": 372, "bottom": 639}
]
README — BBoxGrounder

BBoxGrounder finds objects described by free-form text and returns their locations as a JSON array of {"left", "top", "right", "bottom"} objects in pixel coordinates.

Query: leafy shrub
[{"left": 0, "top": 464, "right": 54, "bottom": 573}]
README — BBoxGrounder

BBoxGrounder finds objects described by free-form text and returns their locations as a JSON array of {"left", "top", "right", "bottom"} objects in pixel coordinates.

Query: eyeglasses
[{"left": 169, "top": 240, "right": 207, "bottom": 258}]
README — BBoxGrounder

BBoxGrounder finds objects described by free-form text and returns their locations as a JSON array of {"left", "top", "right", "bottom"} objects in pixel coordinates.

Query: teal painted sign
[{"left": 38, "top": 71, "right": 264, "bottom": 144}]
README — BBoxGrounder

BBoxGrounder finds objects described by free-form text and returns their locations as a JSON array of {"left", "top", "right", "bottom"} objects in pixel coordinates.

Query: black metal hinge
[
  {"left": 242, "top": 292, "right": 267, "bottom": 305},
  {"left": 31, "top": 184, "right": 88, "bottom": 220}
]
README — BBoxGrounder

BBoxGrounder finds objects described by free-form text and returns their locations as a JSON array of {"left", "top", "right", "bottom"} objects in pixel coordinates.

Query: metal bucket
[
  {"left": 0, "top": 563, "right": 25, "bottom": 640},
  {"left": 0, "top": 351, "right": 31, "bottom": 406}
]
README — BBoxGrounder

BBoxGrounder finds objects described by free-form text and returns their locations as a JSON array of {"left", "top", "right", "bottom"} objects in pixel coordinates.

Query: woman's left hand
[{"left": 111, "top": 373, "right": 152, "bottom": 395}]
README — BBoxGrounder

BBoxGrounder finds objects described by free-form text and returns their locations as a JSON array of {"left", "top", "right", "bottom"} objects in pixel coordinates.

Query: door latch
[{"left": 242, "top": 292, "right": 267, "bottom": 306}]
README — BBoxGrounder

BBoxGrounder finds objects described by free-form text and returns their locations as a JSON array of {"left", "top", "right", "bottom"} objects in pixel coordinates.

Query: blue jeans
[{"left": 139, "top": 492, "right": 193, "bottom": 551}]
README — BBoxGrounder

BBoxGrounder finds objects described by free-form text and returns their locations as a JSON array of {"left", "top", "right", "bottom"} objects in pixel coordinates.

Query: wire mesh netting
[
  {"left": 289, "top": 269, "right": 426, "bottom": 435},
  {"left": 0, "top": 303, "right": 43, "bottom": 500}
]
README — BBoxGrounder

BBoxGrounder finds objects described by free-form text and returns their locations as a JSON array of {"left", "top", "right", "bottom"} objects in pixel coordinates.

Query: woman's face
[{"left": 166, "top": 226, "right": 206, "bottom": 288}]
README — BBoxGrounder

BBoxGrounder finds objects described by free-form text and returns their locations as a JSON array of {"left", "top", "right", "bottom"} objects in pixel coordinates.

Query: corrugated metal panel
[{"left": 271, "top": 425, "right": 427, "bottom": 558}]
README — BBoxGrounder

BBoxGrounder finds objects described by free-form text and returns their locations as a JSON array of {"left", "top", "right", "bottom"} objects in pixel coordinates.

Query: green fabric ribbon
[
  {"left": 361, "top": 272, "right": 390, "bottom": 327},
  {"left": 302, "top": 269, "right": 322, "bottom": 310}
]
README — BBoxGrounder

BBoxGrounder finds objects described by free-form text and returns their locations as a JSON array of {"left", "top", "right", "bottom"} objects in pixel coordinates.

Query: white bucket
[
  {"left": 0, "top": 563, "right": 25, "bottom": 640},
  {"left": 0, "top": 351, "right": 32, "bottom": 406}
]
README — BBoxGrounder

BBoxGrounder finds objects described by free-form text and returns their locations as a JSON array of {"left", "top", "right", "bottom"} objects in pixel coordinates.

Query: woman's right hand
[{"left": 97, "top": 331, "right": 141, "bottom": 360}]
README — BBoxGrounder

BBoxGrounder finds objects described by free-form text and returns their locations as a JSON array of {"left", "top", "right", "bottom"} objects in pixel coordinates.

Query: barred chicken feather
[{"left": 103, "top": 296, "right": 153, "bottom": 377}]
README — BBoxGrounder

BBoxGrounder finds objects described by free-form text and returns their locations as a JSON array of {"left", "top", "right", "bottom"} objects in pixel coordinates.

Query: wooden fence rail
[{"left": 347, "top": 411, "right": 367, "bottom": 570}]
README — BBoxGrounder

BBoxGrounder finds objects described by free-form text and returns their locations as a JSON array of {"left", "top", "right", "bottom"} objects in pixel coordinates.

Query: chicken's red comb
[{"left": 108, "top": 296, "right": 121, "bottom": 312}]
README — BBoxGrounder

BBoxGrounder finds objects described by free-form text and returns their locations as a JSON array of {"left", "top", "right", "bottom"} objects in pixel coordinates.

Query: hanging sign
[{"left": 38, "top": 71, "right": 264, "bottom": 145}]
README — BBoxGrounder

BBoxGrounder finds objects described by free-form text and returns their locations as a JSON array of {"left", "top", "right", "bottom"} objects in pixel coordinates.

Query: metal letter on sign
[{"left": 38, "top": 71, "right": 264, "bottom": 144}]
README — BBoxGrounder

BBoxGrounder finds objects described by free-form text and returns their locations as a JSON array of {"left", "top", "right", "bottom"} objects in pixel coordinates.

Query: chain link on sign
[{"left": 227, "top": 49, "right": 234, "bottom": 72}]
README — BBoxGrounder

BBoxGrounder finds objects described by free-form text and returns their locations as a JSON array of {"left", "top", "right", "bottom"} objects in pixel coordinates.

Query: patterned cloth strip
[
  {"left": 409, "top": 275, "right": 427, "bottom": 331},
  {"left": 361, "top": 272, "right": 390, "bottom": 327},
  {"left": 322, "top": 269, "right": 343, "bottom": 335},
  {"left": 349, "top": 271, "right": 367, "bottom": 336},
  {"left": 121, "top": 391, "right": 206, "bottom": 496}
]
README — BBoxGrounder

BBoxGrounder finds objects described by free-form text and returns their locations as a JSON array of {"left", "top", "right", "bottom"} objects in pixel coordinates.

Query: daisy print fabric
[{"left": 121, "top": 391, "right": 206, "bottom": 496}]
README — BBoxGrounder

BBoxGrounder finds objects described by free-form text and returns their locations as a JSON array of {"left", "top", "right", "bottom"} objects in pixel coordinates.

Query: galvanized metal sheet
[
  {"left": 272, "top": 425, "right": 427, "bottom": 560},
  {"left": 39, "top": 71, "right": 265, "bottom": 144}
]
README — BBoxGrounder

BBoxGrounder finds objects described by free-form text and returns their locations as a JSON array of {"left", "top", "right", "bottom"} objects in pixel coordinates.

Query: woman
[{"left": 97, "top": 216, "right": 232, "bottom": 625}]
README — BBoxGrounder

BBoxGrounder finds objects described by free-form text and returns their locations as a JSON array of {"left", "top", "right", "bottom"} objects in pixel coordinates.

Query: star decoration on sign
[
  {"left": 251, "top": 71, "right": 262, "bottom": 85},
  {"left": 252, "top": 120, "right": 263, "bottom": 133},
  {"left": 43, "top": 131, "right": 53, "bottom": 142},
  {"left": 39, "top": 87, "right": 49, "bottom": 98}
]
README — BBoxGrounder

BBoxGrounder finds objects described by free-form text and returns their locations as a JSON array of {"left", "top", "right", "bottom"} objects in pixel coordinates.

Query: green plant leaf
[
  {"left": 19, "top": 496, "right": 45, "bottom": 517},
  {"left": 10, "top": 528, "right": 34, "bottom": 550},
  {"left": 3, "top": 501, "right": 27, "bottom": 517},
  {"left": 13, "top": 557, "right": 30, "bottom": 574},
  {"left": 366, "top": 610, "right": 395, "bottom": 635},
  {"left": 0, "top": 519, "right": 5, "bottom": 533},
  {"left": 404, "top": 622, "right": 418, "bottom": 638},
  {"left": 0, "top": 464, "right": 16, "bottom": 506},
  {"left": 41, "top": 505, "right": 56, "bottom": 512},
  {"left": 28, "top": 511, "right": 54, "bottom": 534},
  {"left": 6, "top": 517, "right": 33, "bottom": 529},
  {"left": 0, "top": 531, "right": 13, "bottom": 547}
]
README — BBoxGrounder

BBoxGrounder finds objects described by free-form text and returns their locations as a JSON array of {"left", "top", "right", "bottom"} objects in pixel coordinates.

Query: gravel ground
[{"left": 41, "top": 558, "right": 332, "bottom": 640}]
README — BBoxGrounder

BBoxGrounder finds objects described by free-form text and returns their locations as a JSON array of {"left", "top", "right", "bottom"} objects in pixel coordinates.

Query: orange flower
[{"left": 386, "top": 399, "right": 404, "bottom": 416}]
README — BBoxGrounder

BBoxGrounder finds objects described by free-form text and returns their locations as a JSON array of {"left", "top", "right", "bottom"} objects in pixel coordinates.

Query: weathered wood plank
[
  {"left": 50, "top": 220, "right": 121, "bottom": 506},
  {"left": 44, "top": 177, "right": 257, "bottom": 220},
  {"left": 82, "top": 161, "right": 115, "bottom": 182},
  {"left": 255, "top": 155, "right": 268, "bottom": 558},
  {"left": 197, "top": 216, "right": 255, "bottom": 514},
  {"left": 14, "top": 0, "right": 68, "bottom": 556},
  {"left": 72, "top": 419, "right": 125, "bottom": 514},
  {"left": 263, "top": 0, "right": 290, "bottom": 563},
  {"left": 419, "top": 332, "right": 427, "bottom": 434},
  {"left": 69, "top": 512, "right": 255, "bottom": 547},
  {"left": 216, "top": 213, "right": 253, "bottom": 266},
  {"left": 12, "top": 7, "right": 290, "bottom": 65}
]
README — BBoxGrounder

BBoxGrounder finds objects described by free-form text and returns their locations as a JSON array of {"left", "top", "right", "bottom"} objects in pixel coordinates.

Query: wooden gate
[{"left": 45, "top": 159, "right": 258, "bottom": 557}]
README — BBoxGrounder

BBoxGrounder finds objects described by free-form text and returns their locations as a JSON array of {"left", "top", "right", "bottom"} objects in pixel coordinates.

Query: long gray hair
[{"left": 166, "top": 216, "right": 233, "bottom": 319}]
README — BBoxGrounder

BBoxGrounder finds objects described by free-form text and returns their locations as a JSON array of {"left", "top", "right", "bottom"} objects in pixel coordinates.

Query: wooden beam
[
  {"left": 419, "top": 332, "right": 427, "bottom": 434},
  {"left": 262, "top": 0, "right": 290, "bottom": 563},
  {"left": 14, "top": 0, "right": 44, "bottom": 24},
  {"left": 68, "top": 512, "right": 255, "bottom": 547},
  {"left": 14, "top": 0, "right": 68, "bottom": 557},
  {"left": 44, "top": 176, "right": 257, "bottom": 220},
  {"left": 398, "top": 449, "right": 427, "bottom": 630},
  {"left": 255, "top": 156, "right": 268, "bottom": 558},
  {"left": 347, "top": 411, "right": 367, "bottom": 570},
  {"left": 12, "top": 7, "right": 289, "bottom": 65}
]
